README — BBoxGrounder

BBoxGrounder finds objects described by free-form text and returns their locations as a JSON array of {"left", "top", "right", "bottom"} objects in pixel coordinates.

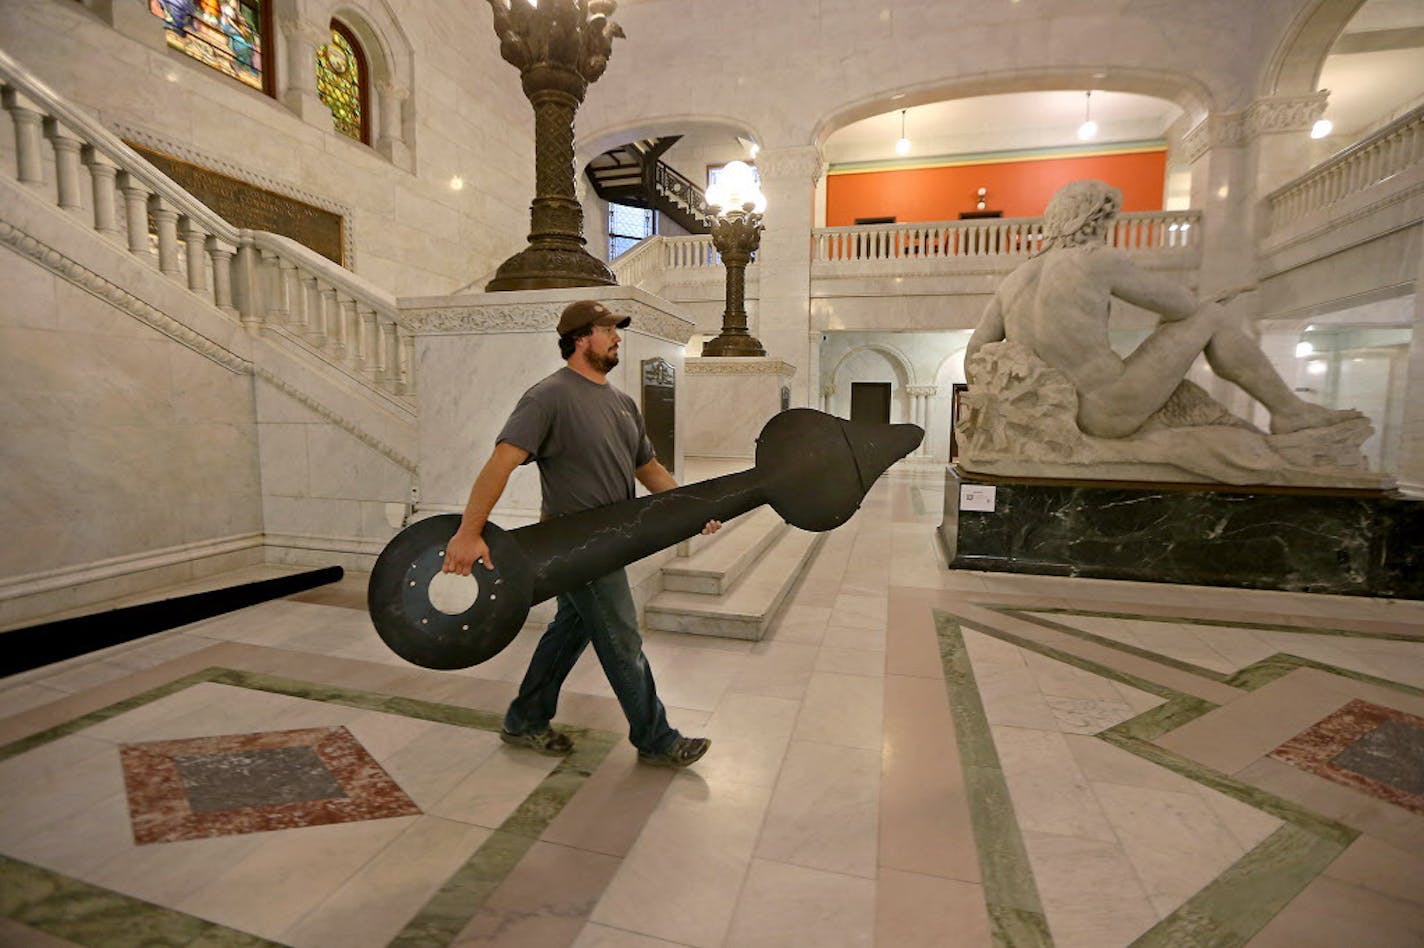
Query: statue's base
[{"left": 938, "top": 465, "right": 1423, "bottom": 599}]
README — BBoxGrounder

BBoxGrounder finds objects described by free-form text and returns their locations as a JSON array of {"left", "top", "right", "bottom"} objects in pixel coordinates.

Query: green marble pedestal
[{"left": 938, "top": 466, "right": 1423, "bottom": 599}]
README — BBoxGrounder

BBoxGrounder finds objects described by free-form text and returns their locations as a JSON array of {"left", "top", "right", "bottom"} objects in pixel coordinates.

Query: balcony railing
[
  {"left": 1267, "top": 104, "right": 1424, "bottom": 233},
  {"left": 813, "top": 210, "right": 1200, "bottom": 264},
  {"left": 610, "top": 210, "right": 1201, "bottom": 291}
]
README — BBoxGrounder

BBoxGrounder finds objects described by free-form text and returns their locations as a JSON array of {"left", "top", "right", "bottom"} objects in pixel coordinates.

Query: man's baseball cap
[{"left": 557, "top": 300, "right": 631, "bottom": 336}]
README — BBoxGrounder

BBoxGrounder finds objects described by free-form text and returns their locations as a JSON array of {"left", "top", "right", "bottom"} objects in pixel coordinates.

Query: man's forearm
[{"left": 455, "top": 466, "right": 507, "bottom": 536}]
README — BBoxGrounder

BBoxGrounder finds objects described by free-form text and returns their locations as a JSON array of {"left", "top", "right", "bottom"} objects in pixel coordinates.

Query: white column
[
  {"left": 117, "top": 173, "right": 152, "bottom": 259},
  {"left": 375, "top": 81, "right": 411, "bottom": 166},
  {"left": 754, "top": 145, "right": 825, "bottom": 407},
  {"left": 2, "top": 88, "right": 46, "bottom": 187},
  {"left": 43, "top": 119, "right": 85, "bottom": 211},
  {"left": 279, "top": 18, "right": 332, "bottom": 128},
  {"left": 82, "top": 147, "right": 121, "bottom": 239},
  {"left": 149, "top": 197, "right": 182, "bottom": 278},
  {"left": 207, "top": 236, "right": 239, "bottom": 318},
  {"left": 1396, "top": 243, "right": 1424, "bottom": 494},
  {"left": 181, "top": 218, "right": 209, "bottom": 294}
]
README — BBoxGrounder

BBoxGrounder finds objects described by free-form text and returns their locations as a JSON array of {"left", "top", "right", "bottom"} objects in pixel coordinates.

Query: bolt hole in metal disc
[{"left": 367, "top": 515, "right": 533, "bottom": 670}]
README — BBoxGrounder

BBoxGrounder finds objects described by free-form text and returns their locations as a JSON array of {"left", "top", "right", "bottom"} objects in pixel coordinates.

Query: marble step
[
  {"left": 644, "top": 527, "right": 825, "bottom": 640},
  {"left": 663, "top": 508, "right": 788, "bottom": 595}
]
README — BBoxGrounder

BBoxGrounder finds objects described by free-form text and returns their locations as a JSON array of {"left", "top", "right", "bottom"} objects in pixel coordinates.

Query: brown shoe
[
  {"left": 500, "top": 728, "right": 574, "bottom": 755},
  {"left": 638, "top": 736, "right": 710, "bottom": 768}
]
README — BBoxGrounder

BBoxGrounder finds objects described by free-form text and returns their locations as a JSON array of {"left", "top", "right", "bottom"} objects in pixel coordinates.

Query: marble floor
[{"left": 1, "top": 469, "right": 1422, "bottom": 947}]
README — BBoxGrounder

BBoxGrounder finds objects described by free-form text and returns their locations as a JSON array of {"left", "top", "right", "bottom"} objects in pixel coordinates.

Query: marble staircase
[{"left": 645, "top": 508, "right": 825, "bottom": 640}]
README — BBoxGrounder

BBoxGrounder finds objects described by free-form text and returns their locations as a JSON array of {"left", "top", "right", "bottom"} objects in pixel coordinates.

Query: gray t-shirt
[{"left": 497, "top": 366, "right": 656, "bottom": 518}]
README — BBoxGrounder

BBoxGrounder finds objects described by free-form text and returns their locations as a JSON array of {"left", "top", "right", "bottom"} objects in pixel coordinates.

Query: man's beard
[{"left": 589, "top": 349, "right": 619, "bottom": 373}]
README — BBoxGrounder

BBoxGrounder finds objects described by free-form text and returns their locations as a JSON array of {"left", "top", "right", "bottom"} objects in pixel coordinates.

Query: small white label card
[{"left": 959, "top": 484, "right": 997, "bottom": 512}]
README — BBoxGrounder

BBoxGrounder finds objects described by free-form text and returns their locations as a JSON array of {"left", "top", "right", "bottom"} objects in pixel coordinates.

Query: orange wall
[{"left": 826, "top": 149, "right": 1167, "bottom": 225}]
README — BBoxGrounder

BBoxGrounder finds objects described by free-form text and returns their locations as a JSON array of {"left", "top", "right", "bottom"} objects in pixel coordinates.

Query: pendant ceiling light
[
  {"left": 895, "top": 109, "right": 911, "bottom": 156},
  {"left": 1077, "top": 90, "right": 1098, "bottom": 141}
]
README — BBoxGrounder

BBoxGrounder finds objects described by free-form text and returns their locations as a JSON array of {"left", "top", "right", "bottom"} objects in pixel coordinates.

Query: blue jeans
[{"left": 504, "top": 568, "right": 680, "bottom": 755}]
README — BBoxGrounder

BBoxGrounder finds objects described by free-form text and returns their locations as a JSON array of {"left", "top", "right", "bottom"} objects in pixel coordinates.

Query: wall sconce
[
  {"left": 895, "top": 109, "right": 911, "bottom": 156},
  {"left": 976, "top": 187, "right": 988, "bottom": 211},
  {"left": 1077, "top": 90, "right": 1098, "bottom": 141}
]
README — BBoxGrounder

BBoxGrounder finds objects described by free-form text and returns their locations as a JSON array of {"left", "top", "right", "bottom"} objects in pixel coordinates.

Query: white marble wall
[
  {"left": 681, "top": 358, "right": 795, "bottom": 460},
  {"left": 0, "top": 242, "right": 262, "bottom": 625},
  {"left": 255, "top": 378, "right": 415, "bottom": 572}
]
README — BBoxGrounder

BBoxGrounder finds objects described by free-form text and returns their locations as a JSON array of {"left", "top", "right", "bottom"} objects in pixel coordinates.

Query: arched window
[
  {"left": 149, "top": 0, "right": 272, "bottom": 95},
  {"left": 316, "top": 21, "right": 372, "bottom": 144}
]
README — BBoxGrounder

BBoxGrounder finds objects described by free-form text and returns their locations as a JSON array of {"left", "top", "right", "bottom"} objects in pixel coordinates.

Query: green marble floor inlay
[
  {"left": 985, "top": 603, "right": 1423, "bottom": 643},
  {"left": 937, "top": 615, "right": 1052, "bottom": 947},
  {"left": 996, "top": 607, "right": 1424, "bottom": 699},
  {"left": 935, "top": 610, "right": 1361, "bottom": 948},
  {"left": 0, "top": 667, "right": 620, "bottom": 947}
]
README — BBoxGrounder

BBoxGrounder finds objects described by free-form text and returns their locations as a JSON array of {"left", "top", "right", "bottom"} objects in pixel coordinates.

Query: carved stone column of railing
[
  {"left": 333, "top": 293, "right": 355, "bottom": 362},
  {"left": 2, "top": 87, "right": 46, "bottom": 187},
  {"left": 208, "top": 236, "right": 239, "bottom": 318},
  {"left": 754, "top": 145, "right": 826, "bottom": 405},
  {"left": 42, "top": 118, "right": 84, "bottom": 211},
  {"left": 117, "top": 172, "right": 151, "bottom": 258},
  {"left": 298, "top": 272, "right": 322, "bottom": 341},
  {"left": 180, "top": 218, "right": 208, "bottom": 294},
  {"left": 375, "top": 81, "right": 411, "bottom": 166},
  {"left": 906, "top": 385, "right": 937, "bottom": 457},
  {"left": 81, "top": 146, "right": 121, "bottom": 240},
  {"left": 355, "top": 304, "right": 378, "bottom": 377},
  {"left": 149, "top": 197, "right": 182, "bottom": 278}
]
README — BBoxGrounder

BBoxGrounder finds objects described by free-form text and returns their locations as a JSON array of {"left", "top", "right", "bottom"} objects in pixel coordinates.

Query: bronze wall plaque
[
  {"left": 127, "top": 143, "right": 345, "bottom": 265},
  {"left": 641, "top": 357, "right": 676, "bottom": 475}
]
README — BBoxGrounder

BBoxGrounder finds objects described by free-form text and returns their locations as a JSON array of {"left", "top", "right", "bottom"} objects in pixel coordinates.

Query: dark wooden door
[{"left": 850, "top": 382, "right": 891, "bottom": 425}]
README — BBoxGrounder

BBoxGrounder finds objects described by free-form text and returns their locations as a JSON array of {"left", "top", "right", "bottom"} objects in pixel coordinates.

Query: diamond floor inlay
[
  {"left": 1269, "top": 699, "right": 1424, "bottom": 816},
  {"left": 120, "top": 725, "right": 421, "bottom": 843}
]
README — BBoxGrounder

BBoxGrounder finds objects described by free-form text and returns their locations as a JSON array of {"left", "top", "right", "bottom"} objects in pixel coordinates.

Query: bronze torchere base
[
  {"left": 701, "top": 331, "right": 766, "bottom": 357},
  {"left": 485, "top": 244, "right": 616, "bottom": 292}
]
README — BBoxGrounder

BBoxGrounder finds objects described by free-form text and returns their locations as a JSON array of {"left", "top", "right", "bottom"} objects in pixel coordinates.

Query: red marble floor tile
[
  {"left": 1269, "top": 699, "right": 1424, "bottom": 816},
  {"left": 120, "top": 725, "right": 420, "bottom": 844}
]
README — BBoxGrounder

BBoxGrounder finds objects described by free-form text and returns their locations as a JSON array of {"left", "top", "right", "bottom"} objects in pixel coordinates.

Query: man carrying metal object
[{"left": 442, "top": 300, "right": 720, "bottom": 768}]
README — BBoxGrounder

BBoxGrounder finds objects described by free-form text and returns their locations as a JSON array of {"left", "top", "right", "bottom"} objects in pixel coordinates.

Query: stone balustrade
[
  {"left": 1267, "top": 105, "right": 1424, "bottom": 233},
  {"left": 814, "top": 210, "right": 1200, "bottom": 265},
  {"left": 0, "top": 48, "right": 412, "bottom": 398},
  {"left": 612, "top": 211, "right": 1200, "bottom": 292}
]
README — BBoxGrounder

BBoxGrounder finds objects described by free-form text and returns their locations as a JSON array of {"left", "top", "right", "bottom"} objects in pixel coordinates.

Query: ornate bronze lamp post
[
  {"left": 702, "top": 160, "right": 767, "bottom": 357},
  {"left": 484, "top": 0, "right": 623, "bottom": 292}
]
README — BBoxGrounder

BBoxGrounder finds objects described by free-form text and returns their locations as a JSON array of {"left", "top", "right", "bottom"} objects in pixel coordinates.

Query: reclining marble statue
[{"left": 959, "top": 179, "right": 1392, "bottom": 488}]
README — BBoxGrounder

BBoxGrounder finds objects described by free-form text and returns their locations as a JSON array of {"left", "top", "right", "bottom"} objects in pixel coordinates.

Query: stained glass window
[
  {"left": 149, "top": 0, "right": 266, "bottom": 92},
  {"left": 609, "top": 203, "right": 655, "bottom": 259},
  {"left": 316, "top": 23, "right": 369, "bottom": 143}
]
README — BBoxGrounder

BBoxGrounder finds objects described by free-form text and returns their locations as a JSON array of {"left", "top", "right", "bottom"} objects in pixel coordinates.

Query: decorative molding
[
  {"left": 0, "top": 220, "right": 252, "bottom": 375},
  {"left": 111, "top": 123, "right": 357, "bottom": 267},
  {"left": 253, "top": 367, "right": 418, "bottom": 472},
  {"left": 1181, "top": 112, "right": 1249, "bottom": 163},
  {"left": 1246, "top": 92, "right": 1329, "bottom": 135},
  {"left": 0, "top": 533, "right": 263, "bottom": 602},
  {"left": 402, "top": 298, "right": 696, "bottom": 344},
  {"left": 756, "top": 145, "right": 826, "bottom": 183},
  {"left": 907, "top": 385, "right": 938, "bottom": 396},
  {"left": 1183, "top": 93, "right": 1329, "bottom": 163},
  {"left": 685, "top": 357, "right": 797, "bottom": 377}
]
